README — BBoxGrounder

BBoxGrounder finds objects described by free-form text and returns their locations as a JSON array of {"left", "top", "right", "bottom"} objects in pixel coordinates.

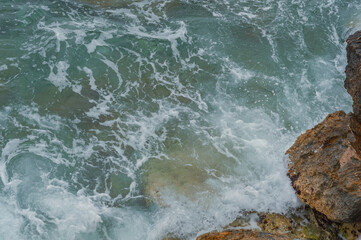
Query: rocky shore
[{"left": 194, "top": 31, "right": 361, "bottom": 240}]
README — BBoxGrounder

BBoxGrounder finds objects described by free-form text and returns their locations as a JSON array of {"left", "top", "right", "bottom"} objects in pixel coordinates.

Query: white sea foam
[
  {"left": 39, "top": 186, "right": 102, "bottom": 239},
  {"left": 47, "top": 61, "right": 70, "bottom": 91},
  {"left": 0, "top": 198, "right": 24, "bottom": 240},
  {"left": 83, "top": 67, "right": 98, "bottom": 91},
  {"left": 126, "top": 21, "right": 188, "bottom": 61},
  {"left": 37, "top": 22, "right": 68, "bottom": 52},
  {"left": 86, "top": 31, "right": 114, "bottom": 54},
  {"left": 0, "top": 65, "right": 8, "bottom": 71},
  {"left": 100, "top": 56, "right": 123, "bottom": 85},
  {"left": 0, "top": 0, "right": 358, "bottom": 239},
  {"left": 0, "top": 139, "right": 24, "bottom": 186},
  {"left": 86, "top": 93, "right": 114, "bottom": 119}
]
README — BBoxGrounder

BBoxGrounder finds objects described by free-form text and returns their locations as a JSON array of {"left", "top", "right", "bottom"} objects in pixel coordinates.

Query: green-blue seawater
[{"left": 0, "top": 0, "right": 358, "bottom": 239}]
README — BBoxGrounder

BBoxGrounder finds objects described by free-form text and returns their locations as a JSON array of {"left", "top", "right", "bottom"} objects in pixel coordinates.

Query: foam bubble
[{"left": 47, "top": 61, "right": 70, "bottom": 92}]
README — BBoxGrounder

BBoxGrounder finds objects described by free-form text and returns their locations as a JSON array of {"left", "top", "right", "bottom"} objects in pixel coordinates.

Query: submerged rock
[
  {"left": 143, "top": 156, "right": 212, "bottom": 205},
  {"left": 142, "top": 139, "right": 238, "bottom": 206},
  {"left": 286, "top": 111, "right": 361, "bottom": 223}
]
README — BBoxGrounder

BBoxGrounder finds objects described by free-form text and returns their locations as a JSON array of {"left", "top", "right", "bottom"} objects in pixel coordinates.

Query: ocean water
[{"left": 0, "top": 0, "right": 358, "bottom": 239}]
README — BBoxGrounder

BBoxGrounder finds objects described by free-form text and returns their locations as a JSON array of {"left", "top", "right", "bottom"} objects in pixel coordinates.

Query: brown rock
[
  {"left": 196, "top": 229, "right": 289, "bottom": 240},
  {"left": 338, "top": 222, "right": 361, "bottom": 240},
  {"left": 228, "top": 208, "right": 342, "bottom": 240},
  {"left": 198, "top": 31, "right": 361, "bottom": 240},
  {"left": 198, "top": 207, "right": 361, "bottom": 240},
  {"left": 286, "top": 111, "right": 361, "bottom": 222},
  {"left": 345, "top": 31, "right": 361, "bottom": 123},
  {"left": 349, "top": 114, "right": 361, "bottom": 154},
  {"left": 345, "top": 31, "right": 361, "bottom": 155},
  {"left": 256, "top": 210, "right": 336, "bottom": 240}
]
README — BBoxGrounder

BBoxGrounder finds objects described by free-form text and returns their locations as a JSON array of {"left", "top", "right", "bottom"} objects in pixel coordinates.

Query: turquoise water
[{"left": 0, "top": 0, "right": 358, "bottom": 239}]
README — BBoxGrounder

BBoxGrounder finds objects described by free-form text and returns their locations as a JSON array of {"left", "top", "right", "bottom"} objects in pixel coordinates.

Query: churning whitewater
[{"left": 0, "top": 0, "right": 359, "bottom": 239}]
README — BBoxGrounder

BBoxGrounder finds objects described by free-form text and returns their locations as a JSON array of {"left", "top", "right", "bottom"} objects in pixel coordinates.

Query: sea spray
[{"left": 0, "top": 0, "right": 358, "bottom": 239}]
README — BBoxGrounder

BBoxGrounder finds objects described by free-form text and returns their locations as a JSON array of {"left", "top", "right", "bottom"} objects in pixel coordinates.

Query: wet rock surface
[
  {"left": 346, "top": 31, "right": 361, "bottom": 155},
  {"left": 196, "top": 229, "right": 289, "bottom": 240},
  {"left": 286, "top": 31, "right": 361, "bottom": 223},
  {"left": 194, "top": 208, "right": 361, "bottom": 240},
  {"left": 228, "top": 208, "right": 361, "bottom": 240},
  {"left": 195, "top": 31, "right": 361, "bottom": 240},
  {"left": 286, "top": 111, "right": 361, "bottom": 222},
  {"left": 345, "top": 31, "right": 361, "bottom": 123}
]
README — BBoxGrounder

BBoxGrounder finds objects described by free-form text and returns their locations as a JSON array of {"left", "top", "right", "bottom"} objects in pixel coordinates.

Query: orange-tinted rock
[
  {"left": 227, "top": 209, "right": 336, "bottom": 240},
  {"left": 286, "top": 111, "right": 361, "bottom": 223},
  {"left": 196, "top": 229, "right": 289, "bottom": 240},
  {"left": 198, "top": 207, "right": 361, "bottom": 240}
]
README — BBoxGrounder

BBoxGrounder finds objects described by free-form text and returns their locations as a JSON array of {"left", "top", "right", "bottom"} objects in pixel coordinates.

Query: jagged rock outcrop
[
  {"left": 345, "top": 31, "right": 361, "bottom": 125},
  {"left": 286, "top": 31, "right": 361, "bottom": 223},
  {"left": 346, "top": 31, "right": 361, "bottom": 154},
  {"left": 195, "top": 208, "right": 361, "bottom": 240},
  {"left": 287, "top": 111, "right": 361, "bottom": 222},
  {"left": 225, "top": 208, "right": 340, "bottom": 240},
  {"left": 162, "top": 31, "right": 361, "bottom": 240},
  {"left": 196, "top": 229, "right": 289, "bottom": 240}
]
